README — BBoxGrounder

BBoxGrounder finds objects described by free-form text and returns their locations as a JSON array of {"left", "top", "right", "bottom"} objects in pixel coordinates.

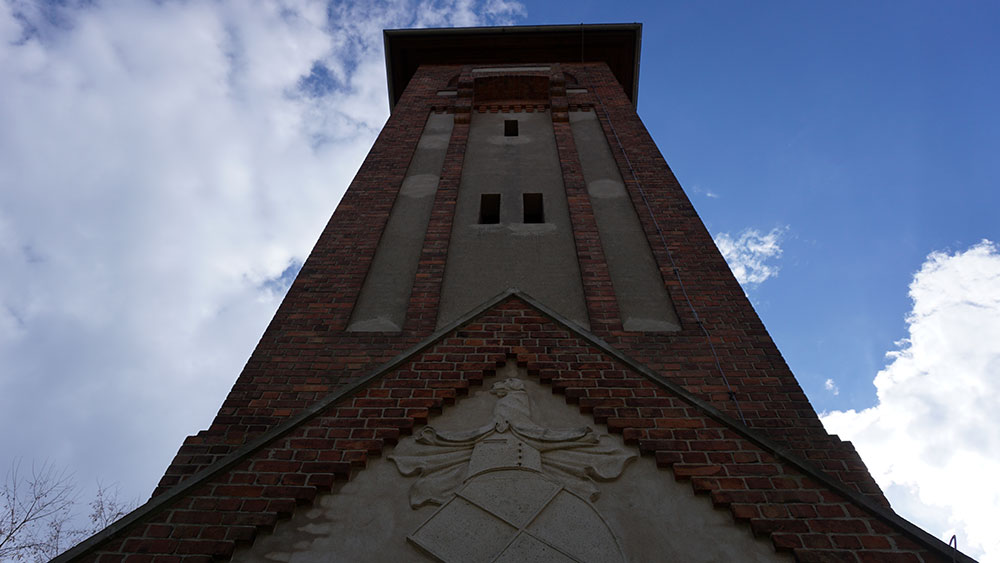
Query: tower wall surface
[
  {"left": 155, "top": 59, "right": 878, "bottom": 497},
  {"left": 56, "top": 24, "right": 973, "bottom": 563}
]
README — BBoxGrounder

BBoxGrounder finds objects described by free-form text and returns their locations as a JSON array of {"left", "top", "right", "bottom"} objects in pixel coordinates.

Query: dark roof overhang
[{"left": 383, "top": 23, "right": 642, "bottom": 112}]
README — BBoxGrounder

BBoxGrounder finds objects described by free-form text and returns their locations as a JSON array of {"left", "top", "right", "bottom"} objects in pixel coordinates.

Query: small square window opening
[
  {"left": 479, "top": 194, "right": 501, "bottom": 224},
  {"left": 504, "top": 120, "right": 519, "bottom": 137},
  {"left": 523, "top": 193, "right": 544, "bottom": 223}
]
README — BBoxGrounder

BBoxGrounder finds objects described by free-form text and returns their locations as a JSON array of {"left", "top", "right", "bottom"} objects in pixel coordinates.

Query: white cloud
[
  {"left": 482, "top": 0, "right": 528, "bottom": 23},
  {"left": 822, "top": 240, "right": 1000, "bottom": 562},
  {"left": 713, "top": 227, "right": 786, "bottom": 286},
  {"left": 824, "top": 378, "right": 839, "bottom": 395},
  {"left": 0, "top": 0, "right": 523, "bottom": 531},
  {"left": 690, "top": 185, "right": 720, "bottom": 199}
]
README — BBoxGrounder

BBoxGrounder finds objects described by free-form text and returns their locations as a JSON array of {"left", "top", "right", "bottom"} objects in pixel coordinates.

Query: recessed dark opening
[
  {"left": 523, "top": 193, "right": 544, "bottom": 223},
  {"left": 504, "top": 119, "right": 518, "bottom": 137},
  {"left": 479, "top": 193, "right": 501, "bottom": 224}
]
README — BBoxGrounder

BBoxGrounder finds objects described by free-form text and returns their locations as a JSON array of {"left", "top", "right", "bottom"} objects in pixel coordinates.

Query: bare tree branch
[{"left": 1, "top": 460, "right": 136, "bottom": 562}]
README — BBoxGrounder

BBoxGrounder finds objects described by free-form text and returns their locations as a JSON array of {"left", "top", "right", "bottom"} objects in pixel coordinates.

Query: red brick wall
[
  {"left": 564, "top": 62, "right": 884, "bottom": 500},
  {"left": 86, "top": 299, "right": 944, "bottom": 562},
  {"left": 153, "top": 65, "right": 461, "bottom": 494},
  {"left": 154, "top": 61, "right": 881, "bottom": 505}
]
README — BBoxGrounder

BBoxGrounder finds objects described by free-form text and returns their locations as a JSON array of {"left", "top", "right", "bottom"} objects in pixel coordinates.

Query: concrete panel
[
  {"left": 348, "top": 113, "right": 454, "bottom": 331},
  {"left": 437, "top": 111, "right": 590, "bottom": 328},
  {"left": 232, "top": 365, "right": 790, "bottom": 563},
  {"left": 569, "top": 111, "right": 681, "bottom": 331}
]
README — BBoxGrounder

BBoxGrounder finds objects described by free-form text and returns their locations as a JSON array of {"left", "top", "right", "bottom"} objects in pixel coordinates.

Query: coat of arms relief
[{"left": 389, "top": 376, "right": 636, "bottom": 563}]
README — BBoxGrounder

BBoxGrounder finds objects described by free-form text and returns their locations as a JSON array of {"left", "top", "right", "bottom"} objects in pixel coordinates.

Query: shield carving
[{"left": 408, "top": 467, "right": 625, "bottom": 563}]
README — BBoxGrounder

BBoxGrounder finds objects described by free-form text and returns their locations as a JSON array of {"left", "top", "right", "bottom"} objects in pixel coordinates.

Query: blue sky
[
  {"left": 1, "top": 1, "right": 998, "bottom": 560},
  {"left": 537, "top": 1, "right": 1000, "bottom": 415}
]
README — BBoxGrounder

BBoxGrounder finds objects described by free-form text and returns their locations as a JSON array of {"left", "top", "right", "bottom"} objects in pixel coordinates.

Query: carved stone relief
[{"left": 389, "top": 377, "right": 634, "bottom": 562}]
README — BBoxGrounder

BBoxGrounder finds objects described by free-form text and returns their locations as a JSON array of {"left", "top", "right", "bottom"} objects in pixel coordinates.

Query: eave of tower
[{"left": 383, "top": 23, "right": 642, "bottom": 111}]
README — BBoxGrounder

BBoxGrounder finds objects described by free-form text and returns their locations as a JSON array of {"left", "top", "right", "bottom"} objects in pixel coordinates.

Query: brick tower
[{"left": 59, "top": 24, "right": 971, "bottom": 563}]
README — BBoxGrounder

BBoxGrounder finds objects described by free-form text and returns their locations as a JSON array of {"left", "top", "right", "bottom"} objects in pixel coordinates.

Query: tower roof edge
[{"left": 383, "top": 23, "right": 642, "bottom": 112}]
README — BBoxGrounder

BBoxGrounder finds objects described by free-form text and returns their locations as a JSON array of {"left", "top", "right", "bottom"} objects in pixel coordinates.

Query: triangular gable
[
  {"left": 237, "top": 365, "right": 787, "bottom": 562},
  {"left": 55, "top": 289, "right": 973, "bottom": 562}
]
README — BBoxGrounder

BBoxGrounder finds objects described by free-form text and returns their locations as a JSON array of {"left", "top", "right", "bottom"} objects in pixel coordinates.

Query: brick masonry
[
  {"left": 59, "top": 58, "right": 966, "bottom": 562},
  {"left": 72, "top": 297, "right": 953, "bottom": 562},
  {"left": 155, "top": 62, "right": 882, "bottom": 499}
]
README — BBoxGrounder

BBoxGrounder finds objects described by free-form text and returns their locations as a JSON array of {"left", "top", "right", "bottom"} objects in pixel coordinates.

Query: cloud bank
[
  {"left": 822, "top": 240, "right": 1000, "bottom": 561},
  {"left": 0, "top": 0, "right": 524, "bottom": 518},
  {"left": 713, "top": 226, "right": 786, "bottom": 286}
]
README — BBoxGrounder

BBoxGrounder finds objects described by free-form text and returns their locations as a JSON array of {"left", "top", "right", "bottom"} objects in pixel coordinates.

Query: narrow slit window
[
  {"left": 523, "top": 193, "right": 544, "bottom": 223},
  {"left": 479, "top": 193, "right": 501, "bottom": 224},
  {"left": 504, "top": 119, "right": 518, "bottom": 137}
]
